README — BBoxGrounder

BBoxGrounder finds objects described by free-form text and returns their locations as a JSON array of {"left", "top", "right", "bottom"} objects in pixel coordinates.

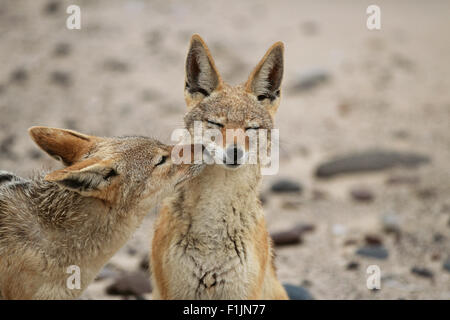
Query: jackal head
[
  {"left": 183, "top": 34, "right": 284, "bottom": 170},
  {"left": 28, "top": 127, "right": 201, "bottom": 206}
]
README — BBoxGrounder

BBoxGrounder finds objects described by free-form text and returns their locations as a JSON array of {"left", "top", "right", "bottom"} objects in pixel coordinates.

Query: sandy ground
[{"left": 0, "top": 0, "right": 449, "bottom": 299}]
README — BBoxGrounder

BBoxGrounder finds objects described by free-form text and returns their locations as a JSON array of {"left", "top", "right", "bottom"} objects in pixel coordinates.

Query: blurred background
[{"left": 0, "top": 0, "right": 449, "bottom": 299}]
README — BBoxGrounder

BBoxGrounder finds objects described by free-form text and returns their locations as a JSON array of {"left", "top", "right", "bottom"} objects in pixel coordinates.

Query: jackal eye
[
  {"left": 245, "top": 126, "right": 260, "bottom": 131},
  {"left": 206, "top": 120, "right": 224, "bottom": 128},
  {"left": 104, "top": 168, "right": 118, "bottom": 180},
  {"left": 155, "top": 156, "right": 167, "bottom": 167}
]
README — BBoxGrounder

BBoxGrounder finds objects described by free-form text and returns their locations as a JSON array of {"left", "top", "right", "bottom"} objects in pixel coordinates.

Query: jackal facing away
[
  {"left": 151, "top": 35, "right": 288, "bottom": 299},
  {"left": 0, "top": 127, "right": 203, "bottom": 299}
]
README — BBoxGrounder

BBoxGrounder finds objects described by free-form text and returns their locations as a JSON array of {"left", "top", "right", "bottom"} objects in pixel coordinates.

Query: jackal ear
[
  {"left": 184, "top": 34, "right": 222, "bottom": 108},
  {"left": 29, "top": 126, "right": 96, "bottom": 166},
  {"left": 245, "top": 42, "right": 284, "bottom": 116},
  {"left": 45, "top": 158, "right": 118, "bottom": 198}
]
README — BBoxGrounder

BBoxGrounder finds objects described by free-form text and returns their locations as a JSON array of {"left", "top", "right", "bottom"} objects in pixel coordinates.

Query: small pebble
[
  {"left": 382, "top": 213, "right": 401, "bottom": 234},
  {"left": 364, "top": 234, "right": 383, "bottom": 246},
  {"left": 350, "top": 187, "right": 374, "bottom": 202},
  {"left": 346, "top": 261, "right": 359, "bottom": 270},
  {"left": 10, "top": 68, "right": 28, "bottom": 83},
  {"left": 50, "top": 71, "right": 72, "bottom": 87},
  {"left": 283, "top": 284, "right": 314, "bottom": 300},
  {"left": 106, "top": 271, "right": 152, "bottom": 297},
  {"left": 270, "top": 179, "right": 302, "bottom": 194},
  {"left": 443, "top": 259, "right": 450, "bottom": 273},
  {"left": 356, "top": 246, "right": 389, "bottom": 260},
  {"left": 411, "top": 267, "right": 434, "bottom": 278}
]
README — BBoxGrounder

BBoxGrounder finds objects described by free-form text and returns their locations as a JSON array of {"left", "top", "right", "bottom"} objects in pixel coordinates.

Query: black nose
[{"left": 226, "top": 145, "right": 244, "bottom": 165}]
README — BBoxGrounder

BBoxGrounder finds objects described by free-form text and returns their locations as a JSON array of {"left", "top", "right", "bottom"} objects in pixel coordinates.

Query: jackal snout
[{"left": 28, "top": 126, "right": 201, "bottom": 205}]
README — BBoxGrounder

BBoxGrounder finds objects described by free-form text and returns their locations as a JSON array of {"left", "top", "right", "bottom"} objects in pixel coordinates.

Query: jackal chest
[{"left": 167, "top": 237, "right": 258, "bottom": 299}]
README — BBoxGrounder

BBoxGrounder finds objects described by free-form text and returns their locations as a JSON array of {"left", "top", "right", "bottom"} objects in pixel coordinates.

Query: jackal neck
[{"left": 170, "top": 164, "right": 263, "bottom": 237}]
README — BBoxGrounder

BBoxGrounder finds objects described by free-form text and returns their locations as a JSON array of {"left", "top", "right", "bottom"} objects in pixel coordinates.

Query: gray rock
[
  {"left": 0, "top": 135, "right": 16, "bottom": 159},
  {"left": 106, "top": 271, "right": 152, "bottom": 297},
  {"left": 271, "top": 223, "right": 315, "bottom": 247},
  {"left": 95, "top": 265, "right": 118, "bottom": 281},
  {"left": 350, "top": 187, "right": 375, "bottom": 202},
  {"left": 356, "top": 246, "right": 389, "bottom": 260},
  {"left": 411, "top": 267, "right": 434, "bottom": 278},
  {"left": 10, "top": 68, "right": 28, "bottom": 83},
  {"left": 291, "top": 68, "right": 329, "bottom": 92},
  {"left": 382, "top": 213, "right": 401, "bottom": 234},
  {"left": 103, "top": 59, "right": 129, "bottom": 72},
  {"left": 139, "top": 256, "right": 150, "bottom": 272},
  {"left": 54, "top": 42, "right": 71, "bottom": 57},
  {"left": 43, "top": 1, "right": 60, "bottom": 15},
  {"left": 364, "top": 234, "right": 383, "bottom": 246},
  {"left": 50, "top": 71, "right": 72, "bottom": 87},
  {"left": 271, "top": 229, "right": 302, "bottom": 246},
  {"left": 315, "top": 149, "right": 430, "bottom": 178},
  {"left": 270, "top": 179, "right": 302, "bottom": 193},
  {"left": 346, "top": 261, "right": 360, "bottom": 271},
  {"left": 283, "top": 284, "right": 314, "bottom": 300},
  {"left": 443, "top": 259, "right": 450, "bottom": 273}
]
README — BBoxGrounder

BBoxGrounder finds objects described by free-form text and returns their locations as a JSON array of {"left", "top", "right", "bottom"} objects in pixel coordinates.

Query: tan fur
[
  {"left": 151, "top": 35, "right": 288, "bottom": 300},
  {"left": 0, "top": 127, "right": 202, "bottom": 299}
]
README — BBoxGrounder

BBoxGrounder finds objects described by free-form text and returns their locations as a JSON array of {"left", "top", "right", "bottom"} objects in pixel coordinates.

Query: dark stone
[
  {"left": 382, "top": 213, "right": 401, "bottom": 234},
  {"left": 0, "top": 134, "right": 16, "bottom": 159},
  {"left": 443, "top": 259, "right": 450, "bottom": 273},
  {"left": 350, "top": 187, "right": 374, "bottom": 202},
  {"left": 95, "top": 265, "right": 118, "bottom": 281},
  {"left": 50, "top": 71, "right": 72, "bottom": 87},
  {"left": 364, "top": 234, "right": 383, "bottom": 246},
  {"left": 106, "top": 271, "right": 152, "bottom": 297},
  {"left": 346, "top": 261, "right": 359, "bottom": 270},
  {"left": 433, "top": 233, "right": 445, "bottom": 243},
  {"left": 103, "top": 59, "right": 129, "bottom": 72},
  {"left": 283, "top": 284, "right": 314, "bottom": 300},
  {"left": 416, "top": 188, "right": 436, "bottom": 199},
  {"left": 356, "top": 246, "right": 389, "bottom": 260},
  {"left": 43, "top": 1, "right": 60, "bottom": 15},
  {"left": 291, "top": 68, "right": 329, "bottom": 92},
  {"left": 54, "top": 42, "right": 71, "bottom": 57},
  {"left": 315, "top": 149, "right": 430, "bottom": 178},
  {"left": 271, "top": 223, "right": 314, "bottom": 247},
  {"left": 139, "top": 256, "right": 150, "bottom": 272},
  {"left": 271, "top": 230, "right": 302, "bottom": 246},
  {"left": 411, "top": 267, "right": 434, "bottom": 278},
  {"left": 385, "top": 175, "right": 420, "bottom": 185},
  {"left": 270, "top": 179, "right": 302, "bottom": 193},
  {"left": 10, "top": 68, "right": 28, "bottom": 83}
]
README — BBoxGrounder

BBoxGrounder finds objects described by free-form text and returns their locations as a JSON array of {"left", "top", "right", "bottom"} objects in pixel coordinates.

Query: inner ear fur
[
  {"left": 29, "top": 126, "right": 97, "bottom": 166},
  {"left": 45, "top": 158, "right": 117, "bottom": 195},
  {"left": 245, "top": 42, "right": 284, "bottom": 114},
  {"left": 184, "top": 34, "right": 223, "bottom": 108}
]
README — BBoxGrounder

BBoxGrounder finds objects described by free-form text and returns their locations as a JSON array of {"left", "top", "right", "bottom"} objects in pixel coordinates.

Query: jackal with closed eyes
[{"left": 151, "top": 35, "right": 288, "bottom": 299}]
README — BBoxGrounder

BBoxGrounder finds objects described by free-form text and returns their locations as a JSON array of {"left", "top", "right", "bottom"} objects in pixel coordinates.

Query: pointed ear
[
  {"left": 184, "top": 34, "right": 223, "bottom": 109},
  {"left": 45, "top": 158, "right": 118, "bottom": 198},
  {"left": 29, "top": 126, "right": 97, "bottom": 166},
  {"left": 245, "top": 42, "right": 284, "bottom": 116}
]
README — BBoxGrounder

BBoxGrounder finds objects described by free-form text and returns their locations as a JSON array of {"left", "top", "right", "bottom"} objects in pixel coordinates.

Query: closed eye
[
  {"left": 155, "top": 156, "right": 167, "bottom": 166},
  {"left": 206, "top": 120, "right": 224, "bottom": 128},
  {"left": 245, "top": 126, "right": 260, "bottom": 131}
]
